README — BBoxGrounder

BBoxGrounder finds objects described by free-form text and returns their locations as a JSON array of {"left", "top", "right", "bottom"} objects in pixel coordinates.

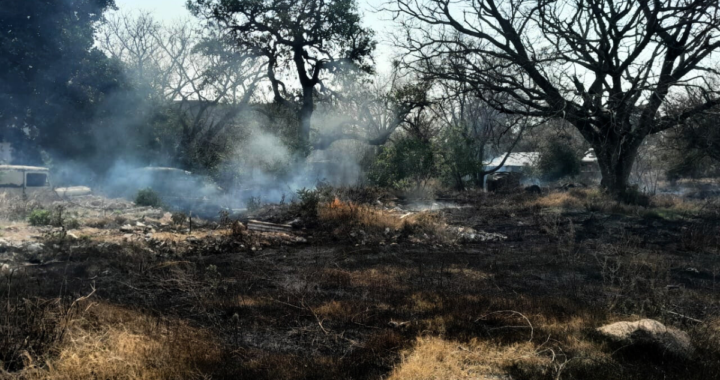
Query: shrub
[
  {"left": 620, "top": 185, "right": 651, "bottom": 207},
  {"left": 536, "top": 138, "right": 582, "bottom": 181},
  {"left": 367, "top": 136, "right": 437, "bottom": 190},
  {"left": 135, "top": 188, "right": 162, "bottom": 207},
  {"left": 172, "top": 212, "right": 188, "bottom": 227},
  {"left": 28, "top": 207, "right": 80, "bottom": 228},
  {"left": 28, "top": 209, "right": 52, "bottom": 226},
  {"left": 296, "top": 188, "right": 321, "bottom": 219},
  {"left": 246, "top": 196, "right": 262, "bottom": 212}
]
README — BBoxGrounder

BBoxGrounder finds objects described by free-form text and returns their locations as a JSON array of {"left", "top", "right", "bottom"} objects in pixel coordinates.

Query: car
[{"left": 0, "top": 165, "right": 92, "bottom": 200}]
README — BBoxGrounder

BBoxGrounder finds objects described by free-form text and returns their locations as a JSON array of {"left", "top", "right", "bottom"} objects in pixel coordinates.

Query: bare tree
[
  {"left": 188, "top": 0, "right": 376, "bottom": 151},
  {"left": 392, "top": 0, "right": 720, "bottom": 196},
  {"left": 99, "top": 13, "right": 264, "bottom": 169}
]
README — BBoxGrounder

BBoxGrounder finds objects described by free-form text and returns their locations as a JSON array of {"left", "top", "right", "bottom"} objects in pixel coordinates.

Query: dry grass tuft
[
  {"left": 530, "top": 191, "right": 586, "bottom": 209},
  {"left": 318, "top": 198, "right": 452, "bottom": 243},
  {"left": 388, "top": 336, "right": 549, "bottom": 380},
  {"left": 319, "top": 198, "right": 403, "bottom": 231},
  {"left": 13, "top": 303, "right": 221, "bottom": 380}
]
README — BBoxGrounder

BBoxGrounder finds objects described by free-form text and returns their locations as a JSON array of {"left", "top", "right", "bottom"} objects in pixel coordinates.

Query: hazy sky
[{"left": 113, "top": 0, "right": 397, "bottom": 74}]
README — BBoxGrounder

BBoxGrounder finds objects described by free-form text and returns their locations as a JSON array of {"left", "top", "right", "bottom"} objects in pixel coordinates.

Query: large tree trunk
[
  {"left": 299, "top": 86, "right": 314, "bottom": 151},
  {"left": 592, "top": 136, "right": 642, "bottom": 197}
]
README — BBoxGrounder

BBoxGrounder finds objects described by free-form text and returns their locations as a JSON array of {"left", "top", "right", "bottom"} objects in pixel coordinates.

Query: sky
[{"left": 113, "top": 0, "right": 397, "bottom": 74}]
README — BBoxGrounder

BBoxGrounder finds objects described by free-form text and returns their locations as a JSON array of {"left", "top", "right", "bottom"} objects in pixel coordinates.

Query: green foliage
[
  {"left": 0, "top": 0, "right": 127, "bottom": 165},
  {"left": 295, "top": 188, "right": 321, "bottom": 219},
  {"left": 28, "top": 206, "right": 80, "bottom": 228},
  {"left": 437, "top": 125, "right": 484, "bottom": 189},
  {"left": 662, "top": 98, "right": 720, "bottom": 181},
  {"left": 28, "top": 210, "right": 53, "bottom": 226},
  {"left": 188, "top": 0, "right": 375, "bottom": 74},
  {"left": 536, "top": 138, "right": 582, "bottom": 181},
  {"left": 368, "top": 137, "right": 437, "bottom": 189},
  {"left": 135, "top": 188, "right": 163, "bottom": 207}
]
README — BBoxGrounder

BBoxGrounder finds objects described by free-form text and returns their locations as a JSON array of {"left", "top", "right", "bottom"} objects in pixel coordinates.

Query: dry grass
[
  {"left": 388, "top": 336, "right": 549, "bottom": 380},
  {"left": 9, "top": 303, "right": 221, "bottom": 380},
  {"left": 529, "top": 191, "right": 588, "bottom": 209},
  {"left": 319, "top": 198, "right": 403, "bottom": 231},
  {"left": 318, "top": 198, "right": 451, "bottom": 243},
  {"left": 529, "top": 189, "right": 710, "bottom": 220}
]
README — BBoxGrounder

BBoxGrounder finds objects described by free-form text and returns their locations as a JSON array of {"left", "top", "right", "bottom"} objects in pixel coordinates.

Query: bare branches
[
  {"left": 390, "top": 0, "right": 720, "bottom": 193},
  {"left": 392, "top": 0, "right": 720, "bottom": 134}
]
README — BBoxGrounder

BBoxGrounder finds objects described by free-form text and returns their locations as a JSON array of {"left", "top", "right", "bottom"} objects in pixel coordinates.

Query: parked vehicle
[{"left": 0, "top": 165, "right": 91, "bottom": 199}]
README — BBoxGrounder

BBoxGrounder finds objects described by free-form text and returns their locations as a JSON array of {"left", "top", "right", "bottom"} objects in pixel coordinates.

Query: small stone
[{"left": 120, "top": 224, "right": 134, "bottom": 233}]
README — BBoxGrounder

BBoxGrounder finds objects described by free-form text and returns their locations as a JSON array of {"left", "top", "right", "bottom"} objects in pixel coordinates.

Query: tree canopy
[
  {"left": 0, "top": 0, "right": 123, "bottom": 165},
  {"left": 188, "top": 0, "right": 376, "bottom": 150}
]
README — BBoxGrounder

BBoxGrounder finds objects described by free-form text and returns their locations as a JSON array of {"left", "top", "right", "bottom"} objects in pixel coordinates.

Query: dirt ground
[{"left": 1, "top": 190, "right": 720, "bottom": 380}]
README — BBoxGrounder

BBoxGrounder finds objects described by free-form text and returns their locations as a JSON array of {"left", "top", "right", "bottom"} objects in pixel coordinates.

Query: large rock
[{"left": 597, "top": 319, "right": 694, "bottom": 357}]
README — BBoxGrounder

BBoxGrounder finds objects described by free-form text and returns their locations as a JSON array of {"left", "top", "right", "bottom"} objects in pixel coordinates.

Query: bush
[
  {"left": 620, "top": 185, "right": 651, "bottom": 207},
  {"left": 135, "top": 188, "right": 163, "bottom": 207},
  {"left": 27, "top": 206, "right": 80, "bottom": 228},
  {"left": 368, "top": 136, "right": 437, "bottom": 190},
  {"left": 536, "top": 138, "right": 582, "bottom": 181},
  {"left": 436, "top": 125, "right": 484, "bottom": 190},
  {"left": 28, "top": 209, "right": 52, "bottom": 226},
  {"left": 246, "top": 196, "right": 262, "bottom": 212},
  {"left": 295, "top": 188, "right": 321, "bottom": 219}
]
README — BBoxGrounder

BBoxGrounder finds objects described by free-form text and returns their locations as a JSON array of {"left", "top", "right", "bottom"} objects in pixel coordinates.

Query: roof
[
  {"left": 0, "top": 165, "right": 49, "bottom": 171},
  {"left": 135, "top": 167, "right": 192, "bottom": 175},
  {"left": 486, "top": 152, "right": 540, "bottom": 168},
  {"left": 582, "top": 150, "right": 598, "bottom": 163}
]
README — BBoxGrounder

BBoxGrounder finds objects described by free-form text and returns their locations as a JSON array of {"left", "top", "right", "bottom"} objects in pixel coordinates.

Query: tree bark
[
  {"left": 592, "top": 134, "right": 642, "bottom": 197},
  {"left": 299, "top": 86, "right": 314, "bottom": 149}
]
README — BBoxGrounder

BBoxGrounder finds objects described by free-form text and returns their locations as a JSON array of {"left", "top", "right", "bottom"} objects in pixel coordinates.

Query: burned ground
[{"left": 1, "top": 190, "right": 720, "bottom": 380}]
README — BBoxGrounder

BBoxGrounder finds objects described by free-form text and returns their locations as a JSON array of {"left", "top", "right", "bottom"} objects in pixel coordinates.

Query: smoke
[{"left": 223, "top": 122, "right": 365, "bottom": 206}]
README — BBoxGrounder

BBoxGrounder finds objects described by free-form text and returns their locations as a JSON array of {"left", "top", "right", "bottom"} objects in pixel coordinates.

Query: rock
[
  {"left": 452, "top": 227, "right": 507, "bottom": 243},
  {"left": 597, "top": 319, "right": 694, "bottom": 357},
  {"left": 25, "top": 242, "right": 44, "bottom": 254},
  {"left": 136, "top": 222, "right": 146, "bottom": 228},
  {"left": 66, "top": 232, "right": 79, "bottom": 241},
  {"left": 120, "top": 224, "right": 134, "bottom": 233}
]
